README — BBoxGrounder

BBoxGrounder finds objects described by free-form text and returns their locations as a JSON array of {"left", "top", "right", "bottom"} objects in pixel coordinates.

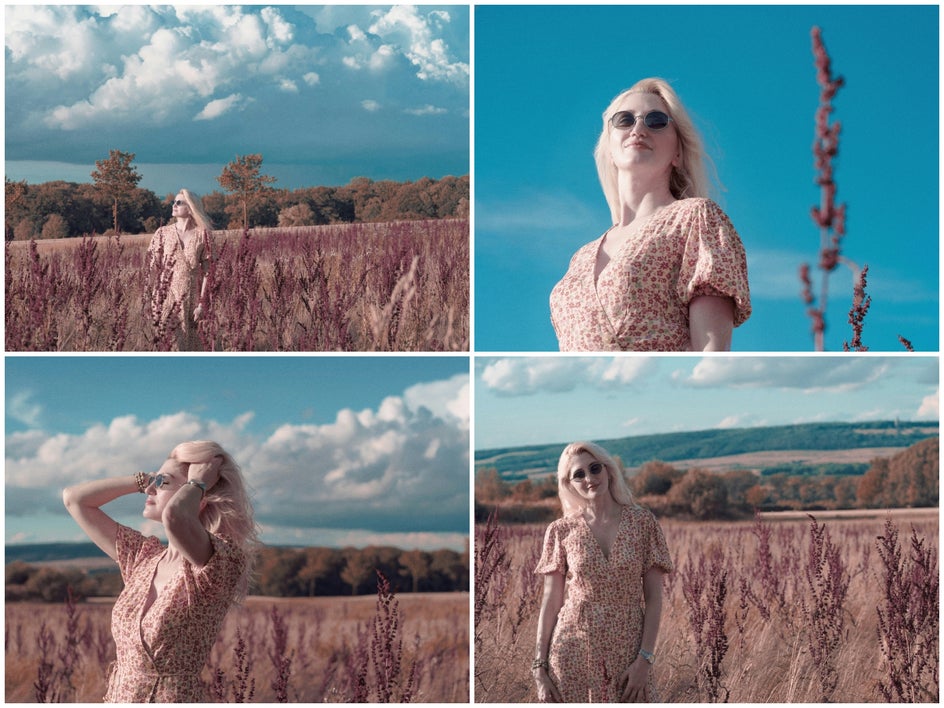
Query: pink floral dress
[
  {"left": 105, "top": 524, "right": 246, "bottom": 702},
  {"left": 147, "top": 225, "right": 209, "bottom": 350},
  {"left": 549, "top": 198, "right": 751, "bottom": 351},
  {"left": 535, "top": 505, "right": 673, "bottom": 702}
]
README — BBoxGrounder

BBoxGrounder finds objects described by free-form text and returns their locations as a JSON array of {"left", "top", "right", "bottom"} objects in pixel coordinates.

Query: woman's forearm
[
  {"left": 535, "top": 572, "right": 564, "bottom": 658},
  {"left": 62, "top": 475, "right": 140, "bottom": 561},
  {"left": 639, "top": 568, "right": 665, "bottom": 654}
]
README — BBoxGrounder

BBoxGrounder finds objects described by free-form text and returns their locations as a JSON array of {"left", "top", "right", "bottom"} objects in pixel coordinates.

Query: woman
[
  {"left": 147, "top": 189, "right": 213, "bottom": 350},
  {"left": 533, "top": 441, "right": 672, "bottom": 703},
  {"left": 550, "top": 78, "right": 751, "bottom": 351},
  {"left": 62, "top": 441, "right": 257, "bottom": 702}
]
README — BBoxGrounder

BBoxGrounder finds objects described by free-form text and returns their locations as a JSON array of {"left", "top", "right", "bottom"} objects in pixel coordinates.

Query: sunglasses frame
[
  {"left": 609, "top": 110, "right": 673, "bottom": 132},
  {"left": 172, "top": 199, "right": 187, "bottom": 206}
]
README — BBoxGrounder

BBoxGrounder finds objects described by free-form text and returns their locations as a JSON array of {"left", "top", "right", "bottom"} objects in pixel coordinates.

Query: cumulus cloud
[
  {"left": 361, "top": 99, "right": 381, "bottom": 112},
  {"left": 5, "top": 375, "right": 469, "bottom": 536},
  {"left": 367, "top": 6, "right": 468, "bottom": 84},
  {"left": 302, "top": 71, "right": 320, "bottom": 86},
  {"left": 917, "top": 388, "right": 939, "bottom": 418},
  {"left": 404, "top": 104, "right": 447, "bottom": 116},
  {"left": 194, "top": 93, "right": 245, "bottom": 121},
  {"left": 481, "top": 357, "right": 656, "bottom": 396}
]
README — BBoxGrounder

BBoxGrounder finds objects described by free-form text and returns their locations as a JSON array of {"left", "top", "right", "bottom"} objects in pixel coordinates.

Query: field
[
  {"left": 475, "top": 508, "right": 938, "bottom": 703},
  {"left": 5, "top": 219, "right": 469, "bottom": 351},
  {"left": 5, "top": 591, "right": 469, "bottom": 703}
]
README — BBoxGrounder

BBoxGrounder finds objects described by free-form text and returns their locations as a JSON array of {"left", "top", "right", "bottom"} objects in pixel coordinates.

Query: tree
[
  {"left": 399, "top": 549, "right": 432, "bottom": 593},
  {"left": 91, "top": 149, "right": 142, "bottom": 234},
  {"left": 668, "top": 468, "right": 729, "bottom": 520},
  {"left": 5, "top": 178, "right": 28, "bottom": 241},
  {"left": 216, "top": 153, "right": 277, "bottom": 229}
]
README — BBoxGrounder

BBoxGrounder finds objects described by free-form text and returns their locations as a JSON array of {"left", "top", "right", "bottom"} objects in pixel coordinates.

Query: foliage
[
  {"left": 6, "top": 220, "right": 469, "bottom": 352},
  {"left": 217, "top": 154, "right": 278, "bottom": 230},
  {"left": 90, "top": 149, "right": 142, "bottom": 234}
]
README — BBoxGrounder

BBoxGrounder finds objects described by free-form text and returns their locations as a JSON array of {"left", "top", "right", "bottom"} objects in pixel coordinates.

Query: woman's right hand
[{"left": 533, "top": 667, "right": 563, "bottom": 703}]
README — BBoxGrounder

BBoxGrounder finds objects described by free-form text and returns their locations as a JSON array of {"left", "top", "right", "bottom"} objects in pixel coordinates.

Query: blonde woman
[
  {"left": 147, "top": 189, "right": 213, "bottom": 350},
  {"left": 533, "top": 442, "right": 672, "bottom": 702},
  {"left": 550, "top": 78, "right": 751, "bottom": 351},
  {"left": 63, "top": 441, "right": 257, "bottom": 702}
]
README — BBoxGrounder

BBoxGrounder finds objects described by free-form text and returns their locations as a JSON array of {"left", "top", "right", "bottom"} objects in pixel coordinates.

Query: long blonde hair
[
  {"left": 593, "top": 77, "right": 713, "bottom": 223},
  {"left": 170, "top": 440, "right": 258, "bottom": 597},
  {"left": 175, "top": 188, "right": 214, "bottom": 231},
  {"left": 556, "top": 441, "right": 635, "bottom": 517}
]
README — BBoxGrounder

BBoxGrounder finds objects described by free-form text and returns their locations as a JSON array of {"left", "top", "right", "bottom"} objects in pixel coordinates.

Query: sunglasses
[
  {"left": 570, "top": 461, "right": 605, "bottom": 481},
  {"left": 149, "top": 473, "right": 176, "bottom": 489},
  {"left": 172, "top": 199, "right": 188, "bottom": 206},
  {"left": 610, "top": 110, "right": 673, "bottom": 132}
]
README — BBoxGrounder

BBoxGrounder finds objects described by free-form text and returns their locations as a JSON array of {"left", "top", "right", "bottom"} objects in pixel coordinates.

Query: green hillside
[{"left": 475, "top": 420, "right": 938, "bottom": 481}]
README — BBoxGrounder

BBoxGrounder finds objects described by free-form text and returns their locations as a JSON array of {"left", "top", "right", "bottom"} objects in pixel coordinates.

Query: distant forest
[
  {"left": 6, "top": 543, "right": 469, "bottom": 604},
  {"left": 476, "top": 433, "right": 938, "bottom": 524},
  {"left": 5, "top": 174, "right": 469, "bottom": 240}
]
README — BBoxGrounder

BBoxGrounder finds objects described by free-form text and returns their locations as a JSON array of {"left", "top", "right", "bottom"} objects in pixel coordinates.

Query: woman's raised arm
[
  {"left": 162, "top": 458, "right": 222, "bottom": 568},
  {"left": 62, "top": 476, "right": 139, "bottom": 561}
]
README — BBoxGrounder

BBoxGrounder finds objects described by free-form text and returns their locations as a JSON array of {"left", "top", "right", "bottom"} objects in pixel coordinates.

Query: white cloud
[
  {"left": 278, "top": 78, "right": 299, "bottom": 93},
  {"left": 404, "top": 104, "right": 447, "bottom": 116},
  {"left": 917, "top": 388, "right": 939, "bottom": 418},
  {"left": 361, "top": 99, "right": 381, "bottom": 112},
  {"left": 8, "top": 390, "right": 43, "bottom": 428},
  {"left": 194, "top": 93, "right": 245, "bottom": 121},
  {"left": 367, "top": 6, "right": 468, "bottom": 84},
  {"left": 481, "top": 357, "right": 655, "bottom": 396},
  {"left": 302, "top": 71, "right": 320, "bottom": 86},
  {"left": 685, "top": 357, "right": 889, "bottom": 392}
]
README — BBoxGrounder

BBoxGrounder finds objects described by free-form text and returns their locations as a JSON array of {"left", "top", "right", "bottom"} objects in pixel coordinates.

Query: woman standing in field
[
  {"left": 63, "top": 441, "right": 257, "bottom": 702},
  {"left": 533, "top": 441, "right": 672, "bottom": 702},
  {"left": 549, "top": 78, "right": 751, "bottom": 351},
  {"left": 147, "top": 189, "right": 213, "bottom": 350}
]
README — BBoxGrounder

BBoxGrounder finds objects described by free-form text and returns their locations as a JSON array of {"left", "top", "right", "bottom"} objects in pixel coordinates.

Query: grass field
[
  {"left": 5, "top": 591, "right": 469, "bottom": 703},
  {"left": 475, "top": 508, "right": 938, "bottom": 703},
  {"left": 5, "top": 219, "right": 469, "bottom": 352}
]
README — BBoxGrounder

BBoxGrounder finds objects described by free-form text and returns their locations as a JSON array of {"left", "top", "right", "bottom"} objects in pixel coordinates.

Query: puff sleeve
[{"left": 534, "top": 520, "right": 568, "bottom": 576}]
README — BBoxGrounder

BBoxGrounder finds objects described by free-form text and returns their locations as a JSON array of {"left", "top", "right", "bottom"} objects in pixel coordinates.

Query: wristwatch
[
  {"left": 639, "top": 648, "right": 655, "bottom": 664},
  {"left": 186, "top": 480, "right": 207, "bottom": 497}
]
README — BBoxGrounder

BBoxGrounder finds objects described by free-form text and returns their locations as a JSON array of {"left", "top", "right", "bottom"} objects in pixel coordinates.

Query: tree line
[
  {"left": 6, "top": 543, "right": 469, "bottom": 604},
  {"left": 5, "top": 150, "right": 469, "bottom": 240},
  {"left": 476, "top": 437, "right": 939, "bottom": 522}
]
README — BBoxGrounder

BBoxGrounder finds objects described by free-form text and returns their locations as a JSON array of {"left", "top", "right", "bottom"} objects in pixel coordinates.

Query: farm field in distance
[
  {"left": 6, "top": 591, "right": 469, "bottom": 703},
  {"left": 5, "top": 219, "right": 469, "bottom": 352}
]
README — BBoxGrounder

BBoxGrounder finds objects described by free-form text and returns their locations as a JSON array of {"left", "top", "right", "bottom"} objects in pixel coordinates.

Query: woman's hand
[
  {"left": 619, "top": 655, "right": 651, "bottom": 702},
  {"left": 188, "top": 454, "right": 223, "bottom": 490},
  {"left": 193, "top": 304, "right": 204, "bottom": 321},
  {"left": 533, "top": 666, "right": 563, "bottom": 703}
]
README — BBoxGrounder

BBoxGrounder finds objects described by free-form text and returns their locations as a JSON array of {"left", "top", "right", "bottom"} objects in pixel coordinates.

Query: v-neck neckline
[
  {"left": 593, "top": 200, "right": 680, "bottom": 287},
  {"left": 141, "top": 549, "right": 179, "bottom": 622},
  {"left": 580, "top": 506, "right": 625, "bottom": 562}
]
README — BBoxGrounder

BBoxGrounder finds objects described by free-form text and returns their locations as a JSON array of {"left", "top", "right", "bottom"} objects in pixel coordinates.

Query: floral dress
[
  {"left": 549, "top": 198, "right": 751, "bottom": 351},
  {"left": 535, "top": 504, "right": 674, "bottom": 702},
  {"left": 147, "top": 225, "right": 208, "bottom": 350},
  {"left": 105, "top": 524, "right": 246, "bottom": 702}
]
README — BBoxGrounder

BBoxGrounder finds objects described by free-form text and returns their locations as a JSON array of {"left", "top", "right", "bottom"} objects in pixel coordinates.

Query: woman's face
[
  {"left": 171, "top": 192, "right": 191, "bottom": 220},
  {"left": 566, "top": 451, "right": 610, "bottom": 503},
  {"left": 143, "top": 458, "right": 187, "bottom": 522},
  {"left": 608, "top": 92, "right": 680, "bottom": 178}
]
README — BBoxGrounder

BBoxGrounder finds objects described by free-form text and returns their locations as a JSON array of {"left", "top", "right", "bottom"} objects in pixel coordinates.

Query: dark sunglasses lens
[
  {"left": 646, "top": 112, "right": 670, "bottom": 130},
  {"left": 589, "top": 463, "right": 603, "bottom": 474},
  {"left": 612, "top": 111, "right": 635, "bottom": 129}
]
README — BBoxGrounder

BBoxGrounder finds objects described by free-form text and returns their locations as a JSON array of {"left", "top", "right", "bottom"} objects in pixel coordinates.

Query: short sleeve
[
  {"left": 644, "top": 511, "right": 674, "bottom": 574},
  {"left": 676, "top": 199, "right": 752, "bottom": 327},
  {"left": 115, "top": 523, "right": 162, "bottom": 583},
  {"left": 189, "top": 533, "right": 247, "bottom": 599},
  {"left": 534, "top": 521, "right": 567, "bottom": 576}
]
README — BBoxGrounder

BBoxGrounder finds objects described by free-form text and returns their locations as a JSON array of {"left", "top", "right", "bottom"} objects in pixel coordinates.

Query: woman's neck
[
  {"left": 583, "top": 493, "right": 620, "bottom": 521},
  {"left": 175, "top": 216, "right": 195, "bottom": 231},
  {"left": 615, "top": 171, "right": 675, "bottom": 227}
]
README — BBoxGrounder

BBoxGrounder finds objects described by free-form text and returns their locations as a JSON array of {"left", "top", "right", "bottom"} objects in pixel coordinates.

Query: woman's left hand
[
  {"left": 188, "top": 455, "right": 223, "bottom": 490},
  {"left": 619, "top": 656, "right": 650, "bottom": 702}
]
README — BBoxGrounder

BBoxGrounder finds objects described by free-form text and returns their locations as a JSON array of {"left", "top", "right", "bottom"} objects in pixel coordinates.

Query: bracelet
[
  {"left": 135, "top": 472, "right": 150, "bottom": 493},
  {"left": 639, "top": 648, "right": 655, "bottom": 664},
  {"left": 531, "top": 658, "right": 549, "bottom": 671},
  {"left": 186, "top": 480, "right": 207, "bottom": 498}
]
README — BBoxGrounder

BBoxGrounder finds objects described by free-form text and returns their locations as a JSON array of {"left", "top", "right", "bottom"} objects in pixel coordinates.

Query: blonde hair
[
  {"left": 593, "top": 77, "right": 713, "bottom": 223},
  {"left": 170, "top": 440, "right": 258, "bottom": 598},
  {"left": 556, "top": 441, "right": 634, "bottom": 517},
  {"left": 175, "top": 189, "right": 214, "bottom": 231}
]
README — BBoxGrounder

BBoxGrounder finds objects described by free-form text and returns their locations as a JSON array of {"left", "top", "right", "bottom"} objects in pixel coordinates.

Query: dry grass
[
  {"left": 5, "top": 593, "right": 469, "bottom": 703},
  {"left": 474, "top": 509, "right": 938, "bottom": 702}
]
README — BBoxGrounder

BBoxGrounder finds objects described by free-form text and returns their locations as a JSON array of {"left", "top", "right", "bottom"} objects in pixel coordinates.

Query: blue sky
[
  {"left": 474, "top": 355, "right": 939, "bottom": 450},
  {"left": 5, "top": 5, "right": 469, "bottom": 196},
  {"left": 475, "top": 4, "right": 939, "bottom": 353},
  {"left": 5, "top": 356, "right": 470, "bottom": 550}
]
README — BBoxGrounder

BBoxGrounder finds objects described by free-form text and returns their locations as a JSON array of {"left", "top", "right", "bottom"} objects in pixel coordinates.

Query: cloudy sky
[
  {"left": 5, "top": 5, "right": 469, "bottom": 196},
  {"left": 475, "top": 4, "right": 938, "bottom": 352},
  {"left": 475, "top": 355, "right": 939, "bottom": 450},
  {"left": 5, "top": 356, "right": 469, "bottom": 551}
]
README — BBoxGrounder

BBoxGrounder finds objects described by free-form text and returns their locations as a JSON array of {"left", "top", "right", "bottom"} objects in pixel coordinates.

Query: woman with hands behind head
[
  {"left": 63, "top": 441, "right": 257, "bottom": 702},
  {"left": 533, "top": 442, "right": 672, "bottom": 702},
  {"left": 550, "top": 78, "right": 751, "bottom": 351}
]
